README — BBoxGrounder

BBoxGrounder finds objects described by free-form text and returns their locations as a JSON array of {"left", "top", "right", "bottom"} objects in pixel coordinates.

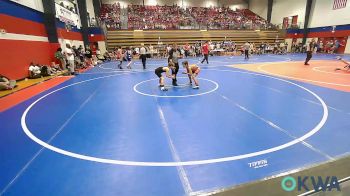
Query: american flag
[{"left": 333, "top": 0, "right": 347, "bottom": 9}]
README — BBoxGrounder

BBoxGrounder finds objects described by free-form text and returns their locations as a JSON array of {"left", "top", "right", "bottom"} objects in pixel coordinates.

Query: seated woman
[
  {"left": 182, "top": 61, "right": 201, "bottom": 89},
  {"left": 154, "top": 62, "right": 175, "bottom": 91},
  {"left": 0, "top": 75, "right": 16, "bottom": 90}
]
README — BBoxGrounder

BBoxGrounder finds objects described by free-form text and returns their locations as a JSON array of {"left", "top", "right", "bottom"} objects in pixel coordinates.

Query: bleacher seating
[
  {"left": 127, "top": 5, "right": 192, "bottom": 30},
  {"left": 106, "top": 29, "right": 284, "bottom": 50},
  {"left": 100, "top": 4, "right": 282, "bottom": 52},
  {"left": 100, "top": 3, "right": 121, "bottom": 30},
  {"left": 100, "top": 4, "right": 273, "bottom": 31},
  {"left": 189, "top": 7, "right": 246, "bottom": 30}
]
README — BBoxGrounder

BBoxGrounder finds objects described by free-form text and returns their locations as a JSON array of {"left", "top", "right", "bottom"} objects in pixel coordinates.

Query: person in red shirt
[{"left": 201, "top": 41, "right": 209, "bottom": 64}]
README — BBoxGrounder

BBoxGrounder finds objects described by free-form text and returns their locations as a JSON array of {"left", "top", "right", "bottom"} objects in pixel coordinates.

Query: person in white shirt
[
  {"left": 65, "top": 44, "right": 75, "bottom": 74},
  {"left": 29, "top": 64, "right": 41, "bottom": 75},
  {"left": 135, "top": 47, "right": 140, "bottom": 55},
  {"left": 28, "top": 63, "right": 41, "bottom": 78},
  {"left": 243, "top": 42, "right": 250, "bottom": 59},
  {"left": 140, "top": 46, "right": 147, "bottom": 69},
  {"left": 149, "top": 45, "right": 154, "bottom": 57},
  {"left": 210, "top": 43, "right": 215, "bottom": 50}
]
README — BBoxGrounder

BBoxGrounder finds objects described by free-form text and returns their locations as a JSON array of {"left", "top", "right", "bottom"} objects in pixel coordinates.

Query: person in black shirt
[
  {"left": 154, "top": 62, "right": 175, "bottom": 91},
  {"left": 304, "top": 39, "right": 316, "bottom": 65},
  {"left": 85, "top": 46, "right": 93, "bottom": 66},
  {"left": 168, "top": 44, "right": 182, "bottom": 86}
]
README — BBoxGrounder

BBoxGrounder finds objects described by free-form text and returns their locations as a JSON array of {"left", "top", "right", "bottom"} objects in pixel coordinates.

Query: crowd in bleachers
[
  {"left": 189, "top": 7, "right": 251, "bottom": 29},
  {"left": 99, "top": 3, "right": 272, "bottom": 30},
  {"left": 100, "top": 3, "right": 121, "bottom": 30},
  {"left": 127, "top": 4, "right": 192, "bottom": 30}
]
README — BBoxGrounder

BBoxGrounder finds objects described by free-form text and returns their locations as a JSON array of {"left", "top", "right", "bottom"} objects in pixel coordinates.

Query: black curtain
[
  {"left": 77, "top": 0, "right": 90, "bottom": 47},
  {"left": 42, "top": 0, "right": 58, "bottom": 43},
  {"left": 302, "top": 0, "right": 313, "bottom": 44}
]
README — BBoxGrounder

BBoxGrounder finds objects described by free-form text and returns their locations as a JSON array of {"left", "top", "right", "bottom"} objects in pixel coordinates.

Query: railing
[
  {"left": 276, "top": 22, "right": 304, "bottom": 30},
  {"left": 106, "top": 22, "right": 278, "bottom": 31}
]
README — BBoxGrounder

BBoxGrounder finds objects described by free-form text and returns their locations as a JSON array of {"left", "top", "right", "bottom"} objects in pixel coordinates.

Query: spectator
[
  {"left": 0, "top": 75, "right": 16, "bottom": 90},
  {"left": 85, "top": 45, "right": 93, "bottom": 66},
  {"left": 55, "top": 48, "right": 66, "bottom": 70},
  {"left": 184, "top": 43, "right": 190, "bottom": 58},
  {"left": 65, "top": 44, "right": 75, "bottom": 75},
  {"left": 29, "top": 62, "right": 41, "bottom": 78}
]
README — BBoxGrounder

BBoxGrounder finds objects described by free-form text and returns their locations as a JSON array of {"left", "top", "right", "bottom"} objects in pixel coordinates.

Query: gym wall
[
  {"left": 0, "top": 0, "right": 106, "bottom": 80},
  {"left": 249, "top": 0, "right": 268, "bottom": 19}
]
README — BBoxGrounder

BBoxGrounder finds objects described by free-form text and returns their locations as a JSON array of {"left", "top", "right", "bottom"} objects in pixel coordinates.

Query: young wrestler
[
  {"left": 155, "top": 62, "right": 175, "bottom": 91},
  {"left": 182, "top": 61, "right": 200, "bottom": 89},
  {"left": 335, "top": 56, "right": 350, "bottom": 71},
  {"left": 115, "top": 47, "right": 123, "bottom": 69}
]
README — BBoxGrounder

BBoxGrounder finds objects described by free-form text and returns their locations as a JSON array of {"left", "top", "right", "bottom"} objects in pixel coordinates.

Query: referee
[
  {"left": 304, "top": 39, "right": 316, "bottom": 65},
  {"left": 140, "top": 46, "right": 147, "bottom": 69},
  {"left": 168, "top": 44, "right": 182, "bottom": 86}
]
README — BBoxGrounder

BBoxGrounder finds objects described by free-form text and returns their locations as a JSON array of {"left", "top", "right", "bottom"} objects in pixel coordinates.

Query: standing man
[
  {"left": 243, "top": 41, "right": 250, "bottom": 59},
  {"left": 54, "top": 48, "right": 66, "bottom": 70},
  {"left": 65, "top": 44, "right": 75, "bottom": 75},
  {"left": 140, "top": 45, "right": 147, "bottom": 69},
  {"left": 168, "top": 43, "right": 182, "bottom": 86},
  {"left": 85, "top": 45, "right": 93, "bottom": 67},
  {"left": 334, "top": 40, "right": 340, "bottom": 54},
  {"left": 201, "top": 41, "right": 209, "bottom": 64},
  {"left": 304, "top": 39, "right": 316, "bottom": 65},
  {"left": 184, "top": 43, "right": 190, "bottom": 58}
]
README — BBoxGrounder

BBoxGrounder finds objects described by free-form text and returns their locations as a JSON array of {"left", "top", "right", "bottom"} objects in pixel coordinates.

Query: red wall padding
[
  {"left": 0, "top": 14, "right": 47, "bottom": 37},
  {"left": 89, "top": 35, "right": 105, "bottom": 42},
  {"left": 286, "top": 30, "right": 350, "bottom": 39},
  {"left": 0, "top": 39, "right": 52, "bottom": 80},
  {"left": 57, "top": 28, "right": 83, "bottom": 41}
]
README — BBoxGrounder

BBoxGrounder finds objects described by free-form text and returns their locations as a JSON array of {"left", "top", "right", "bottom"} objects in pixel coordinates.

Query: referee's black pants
[
  {"left": 140, "top": 54, "right": 147, "bottom": 69},
  {"left": 244, "top": 50, "right": 249, "bottom": 59},
  {"left": 305, "top": 51, "right": 312, "bottom": 65},
  {"left": 172, "top": 63, "right": 179, "bottom": 85}
]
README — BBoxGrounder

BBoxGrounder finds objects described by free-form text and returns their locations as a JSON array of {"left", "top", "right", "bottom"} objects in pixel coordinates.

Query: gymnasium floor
[{"left": 1, "top": 53, "right": 350, "bottom": 195}]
